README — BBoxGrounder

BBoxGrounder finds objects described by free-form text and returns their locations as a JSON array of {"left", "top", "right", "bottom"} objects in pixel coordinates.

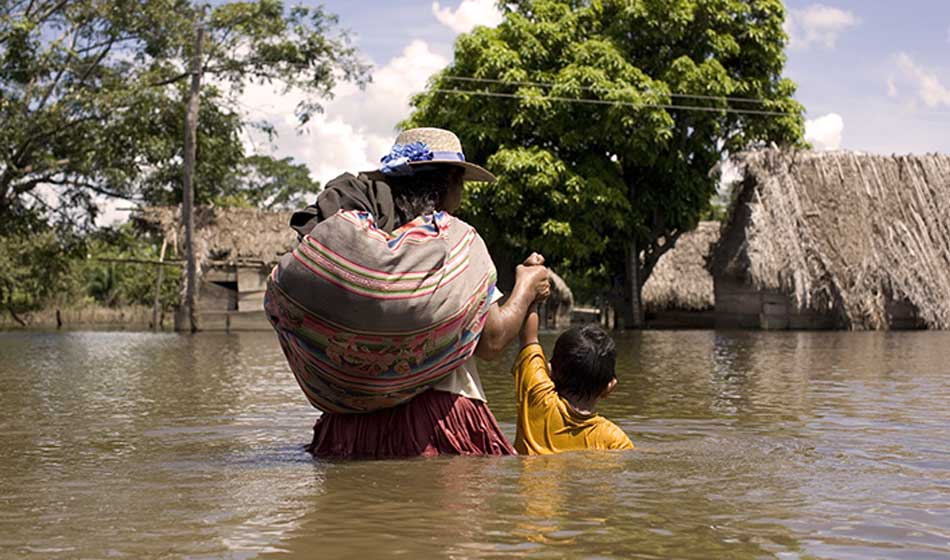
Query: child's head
[{"left": 550, "top": 324, "right": 617, "bottom": 401}]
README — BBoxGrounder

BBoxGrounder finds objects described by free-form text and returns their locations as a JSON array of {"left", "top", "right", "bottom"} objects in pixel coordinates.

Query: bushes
[{"left": 0, "top": 218, "right": 179, "bottom": 324}]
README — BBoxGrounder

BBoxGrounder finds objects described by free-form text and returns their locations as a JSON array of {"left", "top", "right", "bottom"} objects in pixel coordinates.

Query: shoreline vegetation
[{"left": 0, "top": 304, "right": 159, "bottom": 331}]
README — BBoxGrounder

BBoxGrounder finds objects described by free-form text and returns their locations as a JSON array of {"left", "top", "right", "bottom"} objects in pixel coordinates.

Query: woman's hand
[
  {"left": 516, "top": 252, "right": 550, "bottom": 302},
  {"left": 475, "top": 251, "right": 550, "bottom": 361}
]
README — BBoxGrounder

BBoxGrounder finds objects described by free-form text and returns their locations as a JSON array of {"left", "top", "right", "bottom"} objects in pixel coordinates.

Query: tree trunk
[
  {"left": 622, "top": 237, "right": 645, "bottom": 329},
  {"left": 6, "top": 305, "right": 27, "bottom": 327},
  {"left": 181, "top": 26, "right": 204, "bottom": 334}
]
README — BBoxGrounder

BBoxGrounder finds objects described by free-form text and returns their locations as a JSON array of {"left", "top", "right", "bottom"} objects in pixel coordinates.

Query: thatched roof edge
[
  {"left": 642, "top": 221, "right": 719, "bottom": 312},
  {"left": 716, "top": 148, "right": 950, "bottom": 329},
  {"left": 134, "top": 206, "right": 296, "bottom": 268}
]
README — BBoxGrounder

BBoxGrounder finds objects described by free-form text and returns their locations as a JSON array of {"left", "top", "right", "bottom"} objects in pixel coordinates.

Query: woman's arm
[{"left": 475, "top": 254, "right": 549, "bottom": 361}]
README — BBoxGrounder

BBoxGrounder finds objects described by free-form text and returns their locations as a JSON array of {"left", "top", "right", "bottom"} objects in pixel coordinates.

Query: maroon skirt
[{"left": 307, "top": 390, "right": 516, "bottom": 459}]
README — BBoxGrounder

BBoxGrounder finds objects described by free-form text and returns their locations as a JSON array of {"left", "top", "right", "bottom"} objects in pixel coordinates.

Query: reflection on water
[{"left": 1, "top": 330, "right": 948, "bottom": 558}]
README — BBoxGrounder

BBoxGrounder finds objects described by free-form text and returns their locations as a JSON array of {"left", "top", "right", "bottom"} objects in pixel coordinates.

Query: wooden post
[
  {"left": 623, "top": 237, "right": 644, "bottom": 329},
  {"left": 181, "top": 26, "right": 204, "bottom": 334},
  {"left": 151, "top": 238, "right": 168, "bottom": 330}
]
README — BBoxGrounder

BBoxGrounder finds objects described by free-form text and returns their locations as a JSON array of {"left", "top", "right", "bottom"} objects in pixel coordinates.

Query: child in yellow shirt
[{"left": 513, "top": 303, "right": 635, "bottom": 455}]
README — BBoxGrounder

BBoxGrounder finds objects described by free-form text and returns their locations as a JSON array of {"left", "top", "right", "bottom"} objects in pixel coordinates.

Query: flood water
[{"left": 1, "top": 329, "right": 948, "bottom": 559}]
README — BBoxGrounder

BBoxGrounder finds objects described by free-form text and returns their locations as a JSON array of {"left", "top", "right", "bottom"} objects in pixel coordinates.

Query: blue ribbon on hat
[{"left": 379, "top": 141, "right": 466, "bottom": 176}]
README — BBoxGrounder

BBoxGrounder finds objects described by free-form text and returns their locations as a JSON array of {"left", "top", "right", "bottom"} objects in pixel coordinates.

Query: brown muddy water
[{"left": 0, "top": 330, "right": 948, "bottom": 559}]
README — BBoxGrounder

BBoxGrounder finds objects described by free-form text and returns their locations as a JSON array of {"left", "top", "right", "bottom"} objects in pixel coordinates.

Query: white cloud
[
  {"left": 97, "top": 197, "right": 131, "bottom": 226},
  {"left": 805, "top": 113, "right": 844, "bottom": 150},
  {"left": 329, "top": 40, "right": 449, "bottom": 142},
  {"left": 432, "top": 0, "right": 503, "bottom": 34},
  {"left": 886, "top": 76, "right": 898, "bottom": 98},
  {"left": 238, "top": 40, "right": 449, "bottom": 184},
  {"left": 894, "top": 52, "right": 950, "bottom": 108},
  {"left": 786, "top": 4, "right": 859, "bottom": 50}
]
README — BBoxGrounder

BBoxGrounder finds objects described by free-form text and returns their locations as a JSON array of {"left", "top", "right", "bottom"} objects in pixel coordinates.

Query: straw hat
[{"left": 365, "top": 127, "right": 496, "bottom": 183}]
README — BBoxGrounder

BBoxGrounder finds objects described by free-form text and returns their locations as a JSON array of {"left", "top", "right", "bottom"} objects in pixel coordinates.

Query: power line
[
  {"left": 428, "top": 88, "right": 798, "bottom": 117},
  {"left": 440, "top": 75, "right": 782, "bottom": 106}
]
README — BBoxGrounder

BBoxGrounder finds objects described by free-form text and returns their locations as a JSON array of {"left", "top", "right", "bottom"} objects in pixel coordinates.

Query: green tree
[
  {"left": 0, "top": 0, "right": 365, "bottom": 224},
  {"left": 206, "top": 155, "right": 320, "bottom": 210},
  {"left": 0, "top": 210, "right": 83, "bottom": 323},
  {"left": 408, "top": 0, "right": 804, "bottom": 327},
  {"left": 1, "top": 1, "right": 360, "bottom": 322}
]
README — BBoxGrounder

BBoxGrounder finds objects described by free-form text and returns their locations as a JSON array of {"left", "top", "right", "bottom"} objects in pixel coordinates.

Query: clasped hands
[{"left": 516, "top": 252, "right": 551, "bottom": 304}]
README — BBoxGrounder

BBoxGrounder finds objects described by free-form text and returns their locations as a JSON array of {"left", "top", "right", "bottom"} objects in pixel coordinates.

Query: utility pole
[
  {"left": 151, "top": 238, "right": 168, "bottom": 330},
  {"left": 181, "top": 25, "right": 204, "bottom": 333}
]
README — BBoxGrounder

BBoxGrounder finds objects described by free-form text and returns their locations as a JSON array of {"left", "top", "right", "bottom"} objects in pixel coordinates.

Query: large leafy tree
[
  {"left": 0, "top": 0, "right": 364, "bottom": 319},
  {"left": 408, "top": 0, "right": 804, "bottom": 327},
  {"left": 0, "top": 0, "right": 366, "bottom": 225}
]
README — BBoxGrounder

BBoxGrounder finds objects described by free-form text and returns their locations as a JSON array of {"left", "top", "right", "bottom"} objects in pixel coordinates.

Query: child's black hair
[{"left": 549, "top": 324, "right": 617, "bottom": 401}]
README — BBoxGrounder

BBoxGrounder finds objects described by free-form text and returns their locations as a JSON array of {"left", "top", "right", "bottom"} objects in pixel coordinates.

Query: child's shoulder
[
  {"left": 589, "top": 415, "right": 635, "bottom": 450},
  {"left": 517, "top": 341, "right": 545, "bottom": 358}
]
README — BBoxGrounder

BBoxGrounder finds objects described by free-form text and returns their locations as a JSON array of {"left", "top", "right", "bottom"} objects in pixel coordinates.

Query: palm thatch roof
[
  {"left": 712, "top": 149, "right": 950, "bottom": 329},
  {"left": 135, "top": 206, "right": 295, "bottom": 267},
  {"left": 642, "top": 221, "right": 719, "bottom": 312}
]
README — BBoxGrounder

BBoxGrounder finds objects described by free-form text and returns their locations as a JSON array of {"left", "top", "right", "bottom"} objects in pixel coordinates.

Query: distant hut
[
  {"left": 710, "top": 149, "right": 950, "bottom": 330},
  {"left": 641, "top": 221, "right": 719, "bottom": 328},
  {"left": 542, "top": 268, "right": 574, "bottom": 329},
  {"left": 136, "top": 207, "right": 295, "bottom": 331}
]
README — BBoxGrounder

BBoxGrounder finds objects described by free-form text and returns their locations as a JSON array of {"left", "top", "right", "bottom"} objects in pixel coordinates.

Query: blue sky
[{"left": 238, "top": 1, "right": 950, "bottom": 184}]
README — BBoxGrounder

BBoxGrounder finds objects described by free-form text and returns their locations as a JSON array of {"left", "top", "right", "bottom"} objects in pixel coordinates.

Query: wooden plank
[
  {"left": 716, "top": 294, "right": 763, "bottom": 315},
  {"left": 205, "top": 268, "right": 237, "bottom": 283},
  {"left": 786, "top": 314, "right": 837, "bottom": 330},
  {"left": 761, "top": 292, "right": 791, "bottom": 306},
  {"left": 237, "top": 268, "right": 268, "bottom": 294},
  {"left": 714, "top": 311, "right": 761, "bottom": 329},
  {"left": 646, "top": 310, "right": 716, "bottom": 329},
  {"left": 237, "top": 291, "right": 265, "bottom": 312},
  {"left": 759, "top": 313, "right": 789, "bottom": 330},
  {"left": 762, "top": 301, "right": 790, "bottom": 316},
  {"left": 196, "top": 281, "right": 233, "bottom": 311},
  {"left": 226, "top": 311, "right": 270, "bottom": 331}
]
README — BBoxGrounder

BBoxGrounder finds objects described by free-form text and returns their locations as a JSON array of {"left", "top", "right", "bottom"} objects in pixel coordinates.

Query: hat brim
[{"left": 364, "top": 160, "right": 496, "bottom": 183}]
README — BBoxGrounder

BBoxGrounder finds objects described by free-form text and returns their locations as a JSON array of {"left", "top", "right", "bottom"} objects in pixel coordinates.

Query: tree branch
[
  {"left": 34, "top": 0, "right": 69, "bottom": 26},
  {"left": 6, "top": 305, "right": 28, "bottom": 327},
  {"left": 42, "top": 177, "right": 139, "bottom": 201},
  {"left": 639, "top": 229, "right": 684, "bottom": 289},
  {"left": 146, "top": 72, "right": 190, "bottom": 88}
]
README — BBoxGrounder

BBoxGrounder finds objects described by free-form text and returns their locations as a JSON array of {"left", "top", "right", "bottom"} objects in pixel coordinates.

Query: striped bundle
[{"left": 266, "top": 210, "right": 497, "bottom": 414}]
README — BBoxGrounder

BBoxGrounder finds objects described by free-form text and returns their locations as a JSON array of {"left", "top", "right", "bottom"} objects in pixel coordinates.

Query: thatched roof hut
[
  {"left": 135, "top": 206, "right": 297, "bottom": 331},
  {"left": 711, "top": 149, "right": 950, "bottom": 330},
  {"left": 642, "top": 221, "right": 719, "bottom": 312},
  {"left": 135, "top": 206, "right": 295, "bottom": 266}
]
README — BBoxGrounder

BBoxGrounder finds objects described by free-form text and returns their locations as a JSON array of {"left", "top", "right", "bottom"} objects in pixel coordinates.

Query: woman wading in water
[{"left": 266, "top": 128, "right": 549, "bottom": 458}]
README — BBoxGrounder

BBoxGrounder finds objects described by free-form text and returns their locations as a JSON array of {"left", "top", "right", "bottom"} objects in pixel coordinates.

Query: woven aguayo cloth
[{"left": 265, "top": 209, "right": 497, "bottom": 414}]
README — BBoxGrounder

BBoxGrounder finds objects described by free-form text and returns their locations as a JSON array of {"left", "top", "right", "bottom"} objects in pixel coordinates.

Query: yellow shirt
[{"left": 513, "top": 343, "right": 635, "bottom": 455}]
